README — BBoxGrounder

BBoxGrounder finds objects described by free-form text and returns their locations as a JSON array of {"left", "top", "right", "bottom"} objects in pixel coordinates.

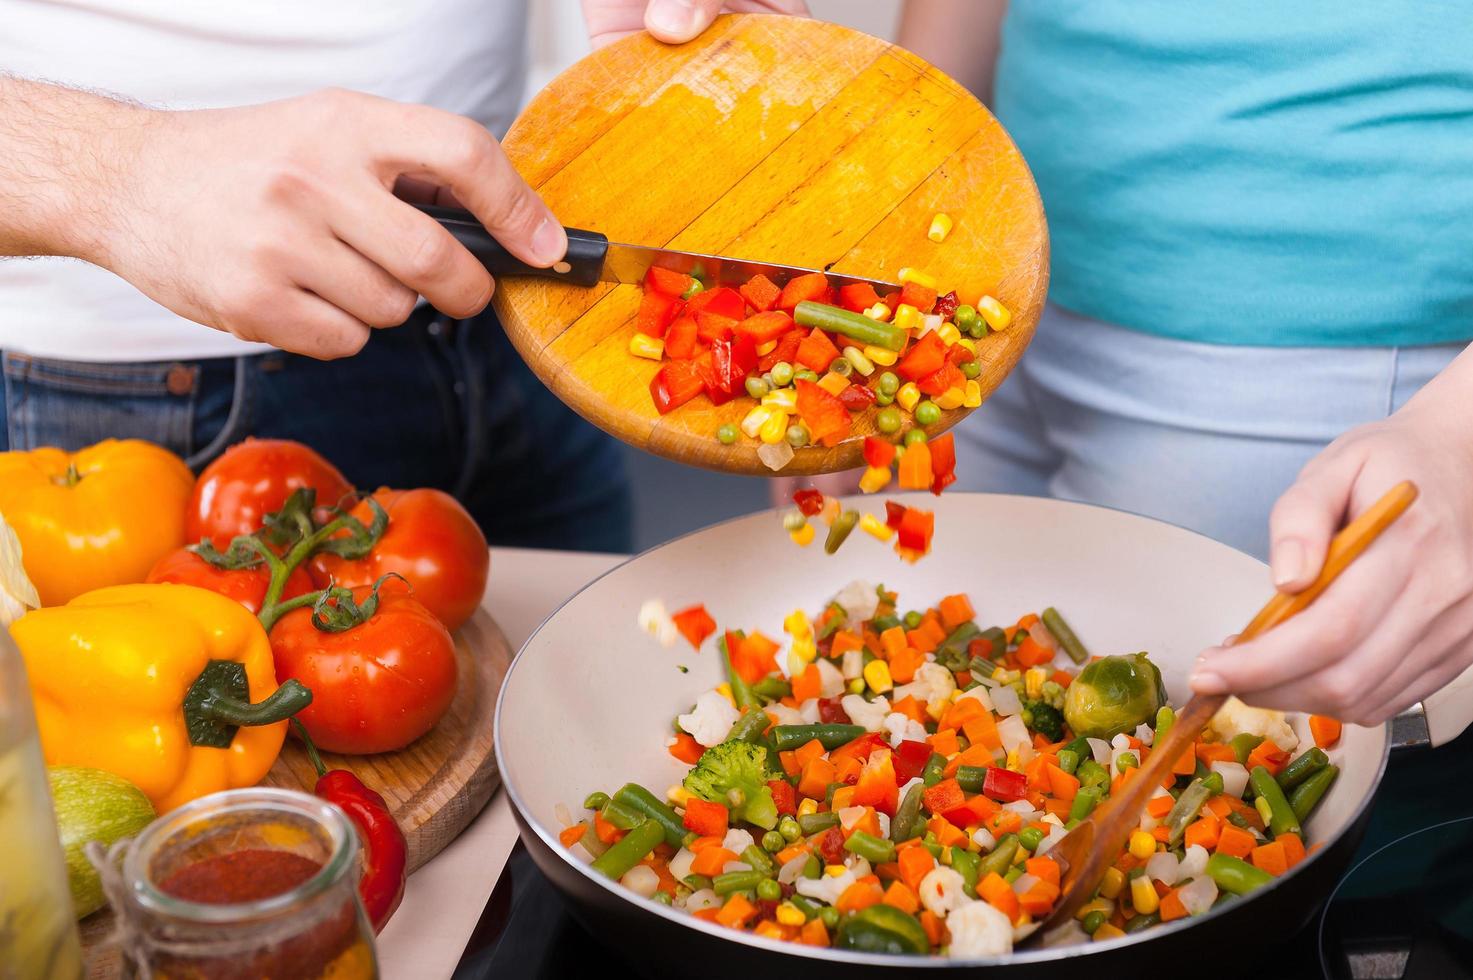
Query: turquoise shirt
[{"left": 995, "top": 2, "right": 1473, "bottom": 347}]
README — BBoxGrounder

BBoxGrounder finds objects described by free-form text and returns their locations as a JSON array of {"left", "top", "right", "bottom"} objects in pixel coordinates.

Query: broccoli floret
[
  {"left": 683, "top": 739, "right": 780, "bottom": 830},
  {"left": 1025, "top": 700, "right": 1066, "bottom": 742},
  {"left": 1039, "top": 680, "right": 1066, "bottom": 711}
]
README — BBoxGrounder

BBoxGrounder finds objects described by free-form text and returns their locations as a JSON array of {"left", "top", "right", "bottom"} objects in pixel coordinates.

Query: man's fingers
[
  {"left": 1267, "top": 447, "right": 1365, "bottom": 592},
  {"left": 231, "top": 288, "right": 372, "bottom": 360},
  {"left": 292, "top": 236, "right": 421, "bottom": 328},
  {"left": 645, "top": 0, "right": 728, "bottom": 42}
]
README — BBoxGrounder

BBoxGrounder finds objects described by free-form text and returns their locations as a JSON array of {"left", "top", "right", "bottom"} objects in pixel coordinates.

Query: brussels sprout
[{"left": 1063, "top": 652, "right": 1167, "bottom": 740}]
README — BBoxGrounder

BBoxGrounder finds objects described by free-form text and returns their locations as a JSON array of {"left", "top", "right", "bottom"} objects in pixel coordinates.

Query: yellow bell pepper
[
  {"left": 0, "top": 439, "right": 195, "bottom": 606},
  {"left": 10, "top": 583, "right": 310, "bottom": 812}
]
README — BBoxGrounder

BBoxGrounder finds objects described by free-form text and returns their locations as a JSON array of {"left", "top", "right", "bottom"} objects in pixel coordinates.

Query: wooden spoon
[
  {"left": 492, "top": 13, "right": 1048, "bottom": 476},
  {"left": 1031, "top": 479, "right": 1420, "bottom": 940}
]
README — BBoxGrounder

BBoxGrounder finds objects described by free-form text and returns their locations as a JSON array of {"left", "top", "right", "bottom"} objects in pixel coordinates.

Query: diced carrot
[
  {"left": 1206, "top": 796, "right": 1233, "bottom": 820},
  {"left": 1184, "top": 815, "right": 1221, "bottom": 851},
  {"left": 891, "top": 694, "right": 927, "bottom": 725},
  {"left": 594, "top": 811, "right": 626, "bottom": 845},
  {"left": 830, "top": 630, "right": 864, "bottom": 658},
  {"left": 1147, "top": 795, "right": 1176, "bottom": 819},
  {"left": 927, "top": 816, "right": 968, "bottom": 848},
  {"left": 692, "top": 908, "right": 721, "bottom": 924},
  {"left": 919, "top": 909, "right": 946, "bottom": 947},
  {"left": 922, "top": 778, "right": 966, "bottom": 815},
  {"left": 1279, "top": 832, "right": 1306, "bottom": 868},
  {"left": 1114, "top": 852, "right": 1139, "bottom": 873},
  {"left": 795, "top": 327, "right": 841, "bottom": 373},
  {"left": 1251, "top": 841, "right": 1289, "bottom": 877},
  {"left": 1045, "top": 764, "right": 1081, "bottom": 802},
  {"left": 835, "top": 756, "right": 864, "bottom": 785},
  {"left": 919, "top": 616, "right": 947, "bottom": 647},
  {"left": 1025, "top": 856, "right": 1060, "bottom": 887},
  {"left": 905, "top": 625, "right": 939, "bottom": 655},
  {"left": 882, "top": 880, "right": 921, "bottom": 915},
  {"left": 716, "top": 893, "right": 759, "bottom": 928},
  {"left": 1018, "top": 879, "right": 1060, "bottom": 918},
  {"left": 669, "top": 733, "right": 705, "bottom": 765},
  {"left": 850, "top": 808, "right": 883, "bottom": 840},
  {"left": 1015, "top": 636, "right": 1053, "bottom": 667},
  {"left": 898, "top": 843, "right": 936, "bottom": 894},
  {"left": 799, "top": 917, "right": 829, "bottom": 946},
  {"left": 1159, "top": 888, "right": 1189, "bottom": 922},
  {"left": 1050, "top": 670, "right": 1074, "bottom": 688},
  {"left": 559, "top": 822, "right": 588, "bottom": 848},
  {"left": 928, "top": 729, "right": 961, "bottom": 757},
  {"left": 778, "top": 749, "right": 802, "bottom": 778},
  {"left": 985, "top": 809, "right": 1024, "bottom": 838},
  {"left": 943, "top": 743, "right": 996, "bottom": 779},
  {"left": 690, "top": 846, "right": 738, "bottom": 877},
  {"left": 962, "top": 712, "right": 1002, "bottom": 752},
  {"left": 1043, "top": 797, "right": 1072, "bottom": 820},
  {"left": 1195, "top": 742, "right": 1238, "bottom": 764},
  {"left": 889, "top": 646, "right": 925, "bottom": 685},
  {"left": 1215, "top": 823, "right": 1257, "bottom": 859},
  {"left": 798, "top": 756, "right": 838, "bottom": 800},
  {"left": 1246, "top": 740, "right": 1290, "bottom": 776},
  {"left": 937, "top": 594, "right": 975, "bottom": 631},
  {"left": 1150, "top": 825, "right": 1172, "bottom": 843},
  {"left": 836, "top": 881, "right": 884, "bottom": 913},
  {"left": 1309, "top": 715, "right": 1343, "bottom": 749},
  {"left": 1015, "top": 613, "right": 1040, "bottom": 631},
  {"left": 938, "top": 696, "right": 984, "bottom": 732},
  {"left": 978, "top": 872, "right": 1020, "bottom": 922},
  {"left": 880, "top": 626, "right": 908, "bottom": 659},
  {"left": 688, "top": 835, "right": 725, "bottom": 851},
  {"left": 776, "top": 843, "right": 810, "bottom": 865},
  {"left": 1172, "top": 744, "right": 1198, "bottom": 776},
  {"left": 794, "top": 738, "right": 826, "bottom": 770},
  {"left": 791, "top": 663, "right": 822, "bottom": 702},
  {"left": 874, "top": 861, "right": 901, "bottom": 882}
]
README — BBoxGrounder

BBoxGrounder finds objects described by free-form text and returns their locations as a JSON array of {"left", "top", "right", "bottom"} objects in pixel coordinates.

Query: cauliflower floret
[
  {"left": 637, "top": 599, "right": 677, "bottom": 647},
  {"left": 884, "top": 711, "right": 928, "bottom": 748},
  {"left": 918, "top": 866, "right": 969, "bottom": 917},
  {"left": 945, "top": 899, "right": 1013, "bottom": 958},
  {"left": 833, "top": 580, "right": 880, "bottom": 623},
  {"left": 841, "top": 694, "right": 891, "bottom": 732},
  {"left": 678, "top": 690, "right": 740, "bottom": 748},
  {"left": 796, "top": 869, "right": 856, "bottom": 906},
  {"left": 798, "top": 698, "right": 822, "bottom": 724},
  {"left": 894, "top": 662, "right": 956, "bottom": 715},
  {"left": 816, "top": 658, "right": 845, "bottom": 698},
  {"left": 841, "top": 649, "right": 864, "bottom": 680},
  {"left": 0, "top": 514, "right": 40, "bottom": 629},
  {"left": 764, "top": 702, "right": 805, "bottom": 727},
  {"left": 722, "top": 828, "right": 755, "bottom": 854},
  {"left": 1209, "top": 696, "right": 1299, "bottom": 753}
]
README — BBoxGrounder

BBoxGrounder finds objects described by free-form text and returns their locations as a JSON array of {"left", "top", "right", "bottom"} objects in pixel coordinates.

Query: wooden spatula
[{"left": 1030, "top": 480, "right": 1420, "bottom": 940}]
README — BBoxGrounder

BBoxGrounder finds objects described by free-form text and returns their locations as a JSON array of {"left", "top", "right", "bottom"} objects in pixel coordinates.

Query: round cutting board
[
  {"left": 495, "top": 13, "right": 1048, "bottom": 476},
  {"left": 79, "top": 608, "right": 510, "bottom": 978}
]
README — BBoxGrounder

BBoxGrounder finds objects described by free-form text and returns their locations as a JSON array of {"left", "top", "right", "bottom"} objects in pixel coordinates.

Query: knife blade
[{"left": 417, "top": 204, "right": 899, "bottom": 293}]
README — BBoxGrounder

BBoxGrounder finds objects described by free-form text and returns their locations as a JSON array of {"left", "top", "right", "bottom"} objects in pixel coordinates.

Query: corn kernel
[
  {"left": 936, "top": 323, "right": 961, "bottom": 346},
  {"left": 992, "top": 666, "right": 1010, "bottom": 682},
  {"left": 863, "top": 344, "right": 898, "bottom": 367},
  {"left": 759, "top": 410, "right": 788, "bottom": 445},
  {"left": 963, "top": 380, "right": 982, "bottom": 408},
  {"left": 1128, "top": 830, "right": 1156, "bottom": 861},
  {"left": 1025, "top": 668, "right": 1047, "bottom": 700},
  {"left": 957, "top": 338, "right": 978, "bottom": 356},
  {"left": 775, "top": 903, "right": 806, "bottom": 927},
  {"left": 896, "top": 383, "right": 921, "bottom": 412},
  {"left": 741, "top": 405, "right": 772, "bottom": 439},
  {"left": 858, "top": 466, "right": 892, "bottom": 495},
  {"left": 629, "top": 332, "right": 665, "bottom": 360},
  {"left": 762, "top": 388, "right": 797, "bottom": 411},
  {"left": 925, "top": 698, "right": 946, "bottom": 722},
  {"left": 667, "top": 785, "right": 693, "bottom": 807},
  {"left": 716, "top": 683, "right": 736, "bottom": 707},
  {"left": 755, "top": 339, "right": 778, "bottom": 357},
  {"left": 927, "top": 213, "right": 954, "bottom": 243},
  {"left": 859, "top": 512, "right": 894, "bottom": 540},
  {"left": 893, "top": 304, "right": 922, "bottom": 332},
  {"left": 979, "top": 296, "right": 1012, "bottom": 331},
  {"left": 1130, "top": 875, "right": 1159, "bottom": 915},
  {"left": 863, "top": 303, "right": 892, "bottom": 322},
  {"left": 1013, "top": 843, "right": 1029, "bottom": 865},
  {"left": 1075, "top": 898, "right": 1113, "bottom": 921},
  {"left": 1005, "top": 748, "right": 1020, "bottom": 771},
  {"left": 898, "top": 267, "right": 938, "bottom": 289},
  {"left": 791, "top": 637, "right": 817, "bottom": 661},
  {"left": 1255, "top": 796, "right": 1274, "bottom": 826},
  {"left": 842, "top": 346, "right": 875, "bottom": 376},
  {"left": 863, "top": 660, "right": 893, "bottom": 694},
  {"left": 1092, "top": 923, "right": 1126, "bottom": 942},
  {"left": 847, "top": 677, "right": 866, "bottom": 695},
  {"left": 817, "top": 372, "right": 850, "bottom": 397},
  {"left": 789, "top": 523, "right": 816, "bottom": 547},
  {"left": 785, "top": 610, "right": 813, "bottom": 640},
  {"left": 797, "top": 798, "right": 819, "bottom": 817},
  {"left": 1099, "top": 866, "right": 1126, "bottom": 900},
  {"left": 825, "top": 865, "right": 847, "bottom": 878},
  {"left": 934, "top": 387, "right": 965, "bottom": 411}
]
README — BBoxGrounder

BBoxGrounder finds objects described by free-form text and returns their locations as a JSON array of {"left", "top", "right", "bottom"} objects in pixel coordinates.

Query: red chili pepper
[
  {"left": 793, "top": 488, "right": 825, "bottom": 516},
  {"left": 294, "top": 721, "right": 407, "bottom": 933},
  {"left": 933, "top": 290, "right": 959, "bottom": 320},
  {"left": 982, "top": 766, "right": 1028, "bottom": 803}
]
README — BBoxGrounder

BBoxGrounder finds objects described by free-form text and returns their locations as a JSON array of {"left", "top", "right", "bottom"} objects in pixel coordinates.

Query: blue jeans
[{"left": 1, "top": 308, "right": 633, "bottom": 553}]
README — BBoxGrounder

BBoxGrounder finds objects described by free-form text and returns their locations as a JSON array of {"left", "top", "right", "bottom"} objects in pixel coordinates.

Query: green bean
[
  {"left": 1057, "top": 749, "right": 1080, "bottom": 775},
  {"left": 938, "top": 622, "right": 983, "bottom": 664},
  {"left": 1069, "top": 786, "right": 1101, "bottom": 822},
  {"left": 1277, "top": 747, "right": 1329, "bottom": 791},
  {"left": 743, "top": 844, "right": 777, "bottom": 876},
  {"left": 1123, "top": 911, "right": 1161, "bottom": 934},
  {"left": 1227, "top": 811, "right": 1253, "bottom": 830},
  {"left": 725, "top": 707, "right": 771, "bottom": 744},
  {"left": 682, "top": 831, "right": 699, "bottom": 849},
  {"left": 599, "top": 798, "right": 645, "bottom": 831},
  {"left": 1165, "top": 777, "right": 1212, "bottom": 847},
  {"left": 950, "top": 848, "right": 981, "bottom": 898},
  {"left": 921, "top": 753, "right": 947, "bottom": 787},
  {"left": 752, "top": 676, "right": 792, "bottom": 702},
  {"left": 819, "top": 906, "right": 840, "bottom": 930},
  {"left": 1018, "top": 826, "right": 1045, "bottom": 852},
  {"left": 1155, "top": 706, "right": 1175, "bottom": 740},
  {"left": 773, "top": 724, "right": 866, "bottom": 751},
  {"left": 1289, "top": 764, "right": 1339, "bottom": 821},
  {"left": 891, "top": 784, "right": 925, "bottom": 843},
  {"left": 1041, "top": 608, "right": 1089, "bottom": 664},
  {"left": 582, "top": 791, "right": 611, "bottom": 811},
  {"left": 803, "top": 854, "right": 822, "bottom": 879},
  {"left": 1248, "top": 766, "right": 1301, "bottom": 837},
  {"left": 714, "top": 869, "right": 771, "bottom": 895},
  {"left": 975, "top": 626, "right": 1008, "bottom": 661},
  {"left": 790, "top": 895, "right": 821, "bottom": 919},
  {"left": 683, "top": 873, "right": 712, "bottom": 891},
  {"left": 1206, "top": 852, "right": 1273, "bottom": 895},
  {"left": 794, "top": 301, "right": 907, "bottom": 351},
  {"left": 798, "top": 811, "right": 840, "bottom": 835},
  {"left": 1230, "top": 733, "right": 1264, "bottom": 766},
  {"left": 1003, "top": 865, "right": 1024, "bottom": 884},
  {"left": 845, "top": 831, "right": 897, "bottom": 864},
  {"left": 955, "top": 766, "right": 988, "bottom": 794},
  {"left": 612, "top": 784, "right": 686, "bottom": 848},
  {"left": 717, "top": 632, "right": 760, "bottom": 711},
  {"left": 1076, "top": 759, "right": 1109, "bottom": 794},
  {"left": 1202, "top": 771, "right": 1225, "bottom": 796},
  {"left": 825, "top": 510, "right": 860, "bottom": 554},
  {"left": 977, "top": 834, "right": 1019, "bottom": 879},
  {"left": 590, "top": 819, "right": 665, "bottom": 880}
]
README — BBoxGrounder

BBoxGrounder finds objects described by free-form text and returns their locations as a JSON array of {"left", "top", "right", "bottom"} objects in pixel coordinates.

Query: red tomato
[
  {"left": 270, "top": 586, "right": 457, "bottom": 754},
  {"left": 145, "top": 547, "right": 315, "bottom": 616},
  {"left": 188, "top": 439, "right": 354, "bottom": 548},
  {"left": 309, "top": 488, "right": 488, "bottom": 633}
]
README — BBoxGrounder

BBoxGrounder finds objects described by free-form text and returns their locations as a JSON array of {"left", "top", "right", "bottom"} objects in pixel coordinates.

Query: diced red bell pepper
[
  {"left": 838, "top": 384, "right": 876, "bottom": 412},
  {"left": 893, "top": 740, "right": 933, "bottom": 785},
  {"left": 853, "top": 749, "right": 899, "bottom": 816},
  {"left": 736, "top": 310, "right": 795, "bottom": 345},
  {"left": 692, "top": 350, "right": 733, "bottom": 406},
  {"left": 686, "top": 286, "right": 745, "bottom": 320},
  {"left": 795, "top": 378, "right": 851, "bottom": 447},
  {"left": 650, "top": 360, "right": 704, "bottom": 414},
  {"left": 683, "top": 797, "right": 729, "bottom": 837},
  {"left": 795, "top": 328, "right": 841, "bottom": 373},
  {"left": 777, "top": 272, "right": 831, "bottom": 311},
  {"left": 817, "top": 696, "right": 851, "bottom": 724},
  {"left": 664, "top": 315, "right": 699, "bottom": 359},
  {"left": 711, "top": 333, "right": 758, "bottom": 394},
  {"left": 767, "top": 779, "right": 798, "bottom": 818},
  {"left": 863, "top": 436, "right": 897, "bottom": 469},
  {"left": 671, "top": 604, "right": 717, "bottom": 649},
  {"left": 917, "top": 361, "right": 963, "bottom": 397},
  {"left": 838, "top": 282, "right": 881, "bottom": 313},
  {"left": 793, "top": 488, "right": 825, "bottom": 516},
  {"left": 695, "top": 311, "right": 738, "bottom": 345},
  {"left": 739, "top": 274, "right": 782, "bottom": 313},
  {"left": 637, "top": 291, "right": 682, "bottom": 338},
  {"left": 922, "top": 778, "right": 966, "bottom": 816},
  {"left": 896, "top": 507, "right": 934, "bottom": 553},
  {"left": 981, "top": 766, "right": 1028, "bottom": 803},
  {"left": 898, "top": 281, "right": 937, "bottom": 314},
  {"left": 929, "top": 433, "right": 956, "bottom": 496},
  {"left": 817, "top": 827, "right": 846, "bottom": 864},
  {"left": 830, "top": 732, "right": 888, "bottom": 768},
  {"left": 946, "top": 343, "right": 975, "bottom": 365},
  {"left": 933, "top": 290, "right": 959, "bottom": 320},
  {"left": 758, "top": 329, "right": 804, "bottom": 372},
  {"left": 644, "top": 266, "right": 697, "bottom": 298},
  {"left": 943, "top": 795, "right": 1000, "bottom": 829},
  {"left": 885, "top": 500, "right": 907, "bottom": 529},
  {"left": 896, "top": 331, "right": 947, "bottom": 382}
]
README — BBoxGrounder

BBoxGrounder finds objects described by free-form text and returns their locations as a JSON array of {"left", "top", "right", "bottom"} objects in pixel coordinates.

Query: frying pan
[{"left": 495, "top": 493, "right": 1473, "bottom": 977}]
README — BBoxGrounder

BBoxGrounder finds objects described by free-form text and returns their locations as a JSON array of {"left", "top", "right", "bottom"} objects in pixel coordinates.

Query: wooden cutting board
[
  {"left": 79, "top": 608, "right": 511, "bottom": 978},
  {"left": 495, "top": 13, "right": 1048, "bottom": 476}
]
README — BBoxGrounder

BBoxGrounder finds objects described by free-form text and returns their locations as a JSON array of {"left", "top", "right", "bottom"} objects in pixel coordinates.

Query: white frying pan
[{"left": 495, "top": 493, "right": 1473, "bottom": 977}]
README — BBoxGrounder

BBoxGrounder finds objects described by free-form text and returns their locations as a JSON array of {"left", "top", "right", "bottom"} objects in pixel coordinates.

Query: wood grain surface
[
  {"left": 79, "top": 609, "right": 510, "bottom": 978},
  {"left": 494, "top": 13, "right": 1049, "bottom": 476}
]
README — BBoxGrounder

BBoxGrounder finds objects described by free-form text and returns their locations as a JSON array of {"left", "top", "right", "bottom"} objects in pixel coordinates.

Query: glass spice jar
[{"left": 102, "top": 787, "right": 378, "bottom": 980}]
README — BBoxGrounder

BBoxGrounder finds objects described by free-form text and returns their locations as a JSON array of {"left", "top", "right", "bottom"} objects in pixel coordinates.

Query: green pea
[
  {"left": 903, "top": 429, "right": 928, "bottom": 447},
  {"left": 915, "top": 401, "right": 941, "bottom": 426},
  {"left": 903, "top": 611, "right": 923, "bottom": 629},
  {"left": 782, "top": 510, "right": 808, "bottom": 532},
  {"left": 771, "top": 361, "right": 795, "bottom": 386},
  {"left": 756, "top": 878, "right": 782, "bottom": 902},
  {"left": 779, "top": 817, "right": 802, "bottom": 843},
  {"left": 681, "top": 281, "right": 704, "bottom": 300},
  {"left": 877, "top": 371, "right": 900, "bottom": 396},
  {"left": 716, "top": 424, "right": 738, "bottom": 445},
  {"left": 787, "top": 424, "right": 810, "bottom": 448},
  {"left": 1117, "top": 752, "right": 1138, "bottom": 774},
  {"left": 830, "top": 357, "right": 852, "bottom": 377},
  {"left": 762, "top": 830, "right": 785, "bottom": 852},
  {"left": 653, "top": 889, "right": 675, "bottom": 905},
  {"left": 954, "top": 305, "right": 977, "bottom": 330},
  {"left": 1018, "top": 826, "right": 1045, "bottom": 852},
  {"left": 961, "top": 361, "right": 981, "bottom": 379},
  {"left": 819, "top": 906, "right": 840, "bottom": 930},
  {"left": 582, "top": 791, "right": 611, "bottom": 811},
  {"left": 795, "top": 369, "right": 819, "bottom": 383},
  {"left": 876, "top": 406, "right": 902, "bottom": 434},
  {"left": 874, "top": 392, "right": 894, "bottom": 406},
  {"left": 1082, "top": 909, "right": 1106, "bottom": 935},
  {"left": 746, "top": 376, "right": 771, "bottom": 399},
  {"left": 761, "top": 372, "right": 776, "bottom": 389}
]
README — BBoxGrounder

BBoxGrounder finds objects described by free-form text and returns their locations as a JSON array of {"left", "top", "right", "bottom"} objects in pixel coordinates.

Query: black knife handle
[{"left": 414, "top": 203, "right": 608, "bottom": 287}]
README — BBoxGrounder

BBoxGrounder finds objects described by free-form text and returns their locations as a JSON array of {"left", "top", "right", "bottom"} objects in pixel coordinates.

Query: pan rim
[{"left": 493, "top": 491, "right": 1392, "bottom": 966}]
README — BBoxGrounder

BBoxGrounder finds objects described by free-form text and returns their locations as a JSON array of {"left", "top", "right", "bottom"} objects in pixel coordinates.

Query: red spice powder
[{"left": 159, "top": 848, "right": 322, "bottom": 904}]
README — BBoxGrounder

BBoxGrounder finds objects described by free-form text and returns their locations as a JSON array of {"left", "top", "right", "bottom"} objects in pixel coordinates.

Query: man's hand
[
  {"left": 582, "top": 0, "right": 809, "bottom": 49},
  {"left": 1190, "top": 352, "right": 1473, "bottom": 725},
  {"left": 10, "top": 82, "right": 564, "bottom": 359}
]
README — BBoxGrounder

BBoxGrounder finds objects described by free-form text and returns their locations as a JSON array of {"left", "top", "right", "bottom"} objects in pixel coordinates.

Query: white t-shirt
[{"left": 0, "top": 0, "right": 527, "bottom": 361}]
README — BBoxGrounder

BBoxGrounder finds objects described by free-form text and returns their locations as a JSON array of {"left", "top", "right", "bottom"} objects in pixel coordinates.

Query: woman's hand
[
  {"left": 1190, "top": 366, "right": 1473, "bottom": 725},
  {"left": 582, "top": 0, "right": 809, "bottom": 49}
]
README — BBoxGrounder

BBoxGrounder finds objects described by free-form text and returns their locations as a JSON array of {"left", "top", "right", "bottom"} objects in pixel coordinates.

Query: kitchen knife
[{"left": 415, "top": 204, "right": 899, "bottom": 293}]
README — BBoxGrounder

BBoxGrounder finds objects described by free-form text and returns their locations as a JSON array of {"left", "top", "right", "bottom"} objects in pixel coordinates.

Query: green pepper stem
[
  {"left": 291, "top": 719, "right": 329, "bottom": 779},
  {"left": 199, "top": 678, "right": 313, "bottom": 727}
]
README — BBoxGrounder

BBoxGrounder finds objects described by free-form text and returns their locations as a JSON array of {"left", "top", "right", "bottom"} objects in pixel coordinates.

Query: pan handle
[{"left": 1408, "top": 661, "right": 1473, "bottom": 749}]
